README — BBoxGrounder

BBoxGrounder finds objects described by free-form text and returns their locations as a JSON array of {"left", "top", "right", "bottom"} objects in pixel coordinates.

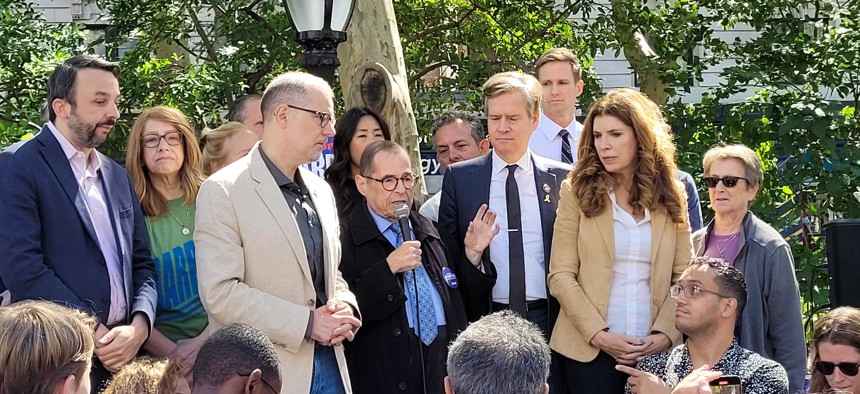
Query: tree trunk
[
  {"left": 337, "top": 0, "right": 427, "bottom": 202},
  {"left": 610, "top": 0, "right": 670, "bottom": 105}
]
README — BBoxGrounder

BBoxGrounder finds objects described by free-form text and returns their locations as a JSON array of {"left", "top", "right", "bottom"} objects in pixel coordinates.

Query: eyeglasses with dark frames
[
  {"left": 670, "top": 284, "right": 732, "bottom": 299},
  {"left": 814, "top": 361, "right": 860, "bottom": 377},
  {"left": 237, "top": 371, "right": 278, "bottom": 393},
  {"left": 141, "top": 131, "right": 183, "bottom": 148},
  {"left": 287, "top": 104, "right": 332, "bottom": 128},
  {"left": 702, "top": 176, "right": 749, "bottom": 188},
  {"left": 363, "top": 174, "right": 416, "bottom": 192}
]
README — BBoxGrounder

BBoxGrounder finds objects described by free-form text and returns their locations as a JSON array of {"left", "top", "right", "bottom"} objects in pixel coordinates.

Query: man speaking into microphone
[{"left": 339, "top": 140, "right": 498, "bottom": 394}]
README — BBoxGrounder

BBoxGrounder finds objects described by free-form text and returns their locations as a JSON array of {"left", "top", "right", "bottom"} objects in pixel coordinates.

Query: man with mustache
[{"left": 0, "top": 55, "right": 158, "bottom": 393}]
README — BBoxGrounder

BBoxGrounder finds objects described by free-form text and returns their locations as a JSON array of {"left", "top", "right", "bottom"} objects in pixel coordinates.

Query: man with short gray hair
[{"left": 445, "top": 311, "right": 551, "bottom": 394}]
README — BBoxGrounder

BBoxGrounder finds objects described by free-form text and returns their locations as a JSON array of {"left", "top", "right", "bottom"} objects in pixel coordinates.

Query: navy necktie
[{"left": 560, "top": 129, "right": 573, "bottom": 164}]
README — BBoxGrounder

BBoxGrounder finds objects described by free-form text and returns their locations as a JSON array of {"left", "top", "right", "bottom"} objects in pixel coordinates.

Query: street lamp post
[{"left": 284, "top": 0, "right": 356, "bottom": 85}]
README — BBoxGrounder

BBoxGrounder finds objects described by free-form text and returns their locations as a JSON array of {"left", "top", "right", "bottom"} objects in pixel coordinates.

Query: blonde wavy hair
[
  {"left": 200, "top": 121, "right": 255, "bottom": 175},
  {"left": 0, "top": 300, "right": 96, "bottom": 394},
  {"left": 102, "top": 357, "right": 183, "bottom": 394},
  {"left": 570, "top": 88, "right": 687, "bottom": 224},
  {"left": 126, "top": 106, "right": 205, "bottom": 217}
]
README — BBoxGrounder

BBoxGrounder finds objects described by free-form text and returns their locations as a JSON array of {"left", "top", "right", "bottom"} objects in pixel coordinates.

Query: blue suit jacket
[
  {"left": 438, "top": 151, "right": 570, "bottom": 325},
  {"left": 0, "top": 125, "right": 157, "bottom": 327}
]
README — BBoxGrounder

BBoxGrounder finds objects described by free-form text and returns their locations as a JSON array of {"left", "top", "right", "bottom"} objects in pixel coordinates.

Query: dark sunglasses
[
  {"left": 815, "top": 361, "right": 860, "bottom": 376},
  {"left": 702, "top": 176, "right": 749, "bottom": 188}
]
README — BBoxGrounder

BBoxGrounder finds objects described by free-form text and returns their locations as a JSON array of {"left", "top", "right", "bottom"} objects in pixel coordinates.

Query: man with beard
[{"left": 0, "top": 55, "right": 158, "bottom": 393}]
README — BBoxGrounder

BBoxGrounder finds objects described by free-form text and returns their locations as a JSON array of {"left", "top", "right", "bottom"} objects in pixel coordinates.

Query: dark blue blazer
[
  {"left": 0, "top": 125, "right": 157, "bottom": 327},
  {"left": 438, "top": 152, "right": 570, "bottom": 325}
]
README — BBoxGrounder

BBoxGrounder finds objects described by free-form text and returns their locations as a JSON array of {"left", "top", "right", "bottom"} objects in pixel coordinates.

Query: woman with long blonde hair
[
  {"left": 547, "top": 88, "right": 692, "bottom": 392},
  {"left": 126, "top": 106, "right": 208, "bottom": 386}
]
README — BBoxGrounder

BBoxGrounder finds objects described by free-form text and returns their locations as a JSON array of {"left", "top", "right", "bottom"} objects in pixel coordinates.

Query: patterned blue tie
[{"left": 390, "top": 222, "right": 438, "bottom": 345}]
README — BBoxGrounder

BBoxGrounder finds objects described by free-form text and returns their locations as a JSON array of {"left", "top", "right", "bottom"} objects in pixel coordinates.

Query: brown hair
[
  {"left": 570, "top": 88, "right": 687, "bottom": 224},
  {"left": 482, "top": 71, "right": 543, "bottom": 120},
  {"left": 535, "top": 47, "right": 582, "bottom": 82},
  {"left": 0, "top": 300, "right": 96, "bottom": 394},
  {"left": 809, "top": 307, "right": 860, "bottom": 393},
  {"left": 126, "top": 106, "right": 205, "bottom": 217},
  {"left": 102, "top": 357, "right": 183, "bottom": 394},
  {"left": 200, "top": 121, "right": 256, "bottom": 175}
]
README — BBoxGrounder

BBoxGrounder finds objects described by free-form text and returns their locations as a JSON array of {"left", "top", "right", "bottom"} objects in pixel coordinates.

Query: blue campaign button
[{"left": 442, "top": 267, "right": 458, "bottom": 288}]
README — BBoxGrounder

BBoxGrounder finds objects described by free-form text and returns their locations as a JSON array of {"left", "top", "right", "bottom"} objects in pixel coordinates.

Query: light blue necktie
[{"left": 390, "top": 222, "right": 438, "bottom": 345}]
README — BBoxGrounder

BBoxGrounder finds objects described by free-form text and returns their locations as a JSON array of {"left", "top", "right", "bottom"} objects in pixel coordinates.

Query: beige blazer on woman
[{"left": 547, "top": 178, "right": 692, "bottom": 362}]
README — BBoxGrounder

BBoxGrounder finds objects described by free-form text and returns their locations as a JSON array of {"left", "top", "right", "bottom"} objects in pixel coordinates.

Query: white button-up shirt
[
  {"left": 528, "top": 112, "right": 583, "bottom": 163},
  {"left": 606, "top": 191, "right": 652, "bottom": 338}
]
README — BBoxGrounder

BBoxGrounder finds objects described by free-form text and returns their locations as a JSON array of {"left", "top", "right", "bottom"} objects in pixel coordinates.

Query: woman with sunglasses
[
  {"left": 126, "top": 106, "right": 209, "bottom": 387},
  {"left": 692, "top": 144, "right": 806, "bottom": 393},
  {"left": 809, "top": 307, "right": 860, "bottom": 394},
  {"left": 324, "top": 107, "right": 391, "bottom": 218}
]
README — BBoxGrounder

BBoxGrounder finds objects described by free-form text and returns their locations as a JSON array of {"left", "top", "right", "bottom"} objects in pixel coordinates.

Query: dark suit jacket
[
  {"left": 0, "top": 126, "right": 157, "bottom": 328},
  {"left": 340, "top": 204, "right": 468, "bottom": 394},
  {"left": 438, "top": 152, "right": 570, "bottom": 327}
]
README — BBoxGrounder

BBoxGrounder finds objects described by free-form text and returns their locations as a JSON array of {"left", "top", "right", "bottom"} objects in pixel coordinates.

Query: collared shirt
[
  {"left": 259, "top": 149, "right": 326, "bottom": 307},
  {"left": 488, "top": 150, "right": 546, "bottom": 303},
  {"left": 47, "top": 122, "right": 126, "bottom": 324},
  {"left": 606, "top": 192, "right": 652, "bottom": 338},
  {"left": 529, "top": 112, "right": 583, "bottom": 163},
  {"left": 368, "top": 206, "right": 447, "bottom": 327},
  {"left": 627, "top": 340, "right": 789, "bottom": 394}
]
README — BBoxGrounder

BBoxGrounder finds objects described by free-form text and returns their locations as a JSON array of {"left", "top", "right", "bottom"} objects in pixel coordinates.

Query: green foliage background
[{"left": 2, "top": 0, "right": 858, "bottom": 332}]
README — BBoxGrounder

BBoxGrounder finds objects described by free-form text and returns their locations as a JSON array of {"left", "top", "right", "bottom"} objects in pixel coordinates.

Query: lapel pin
[
  {"left": 544, "top": 195, "right": 551, "bottom": 203},
  {"left": 543, "top": 183, "right": 551, "bottom": 194}
]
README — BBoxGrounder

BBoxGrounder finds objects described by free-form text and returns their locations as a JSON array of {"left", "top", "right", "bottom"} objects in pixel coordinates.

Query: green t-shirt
[{"left": 146, "top": 198, "right": 207, "bottom": 342}]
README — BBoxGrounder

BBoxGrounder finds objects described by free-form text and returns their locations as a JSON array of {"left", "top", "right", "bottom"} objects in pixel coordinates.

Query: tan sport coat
[
  {"left": 547, "top": 179, "right": 692, "bottom": 362},
  {"left": 195, "top": 145, "right": 359, "bottom": 394}
]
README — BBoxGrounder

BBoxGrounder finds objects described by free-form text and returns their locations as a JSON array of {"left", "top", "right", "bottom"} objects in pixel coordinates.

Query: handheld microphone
[{"left": 394, "top": 204, "right": 413, "bottom": 242}]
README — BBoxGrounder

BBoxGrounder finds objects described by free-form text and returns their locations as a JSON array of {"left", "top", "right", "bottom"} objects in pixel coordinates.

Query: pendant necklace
[
  {"left": 169, "top": 205, "right": 191, "bottom": 235},
  {"left": 715, "top": 232, "right": 740, "bottom": 260}
]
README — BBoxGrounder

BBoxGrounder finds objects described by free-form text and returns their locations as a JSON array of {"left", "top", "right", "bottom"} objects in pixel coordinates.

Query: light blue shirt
[{"left": 367, "top": 206, "right": 447, "bottom": 327}]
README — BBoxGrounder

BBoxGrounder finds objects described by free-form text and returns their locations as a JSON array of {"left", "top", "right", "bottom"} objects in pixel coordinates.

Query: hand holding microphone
[{"left": 387, "top": 204, "right": 422, "bottom": 273}]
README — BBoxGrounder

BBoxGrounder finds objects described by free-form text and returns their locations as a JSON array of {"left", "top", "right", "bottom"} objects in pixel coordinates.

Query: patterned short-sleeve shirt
[{"left": 626, "top": 340, "right": 789, "bottom": 394}]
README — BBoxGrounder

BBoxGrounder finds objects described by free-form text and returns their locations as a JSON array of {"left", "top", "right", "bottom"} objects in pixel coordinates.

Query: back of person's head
[
  {"left": 226, "top": 94, "right": 262, "bottom": 123},
  {"left": 0, "top": 300, "right": 96, "bottom": 394},
  {"left": 446, "top": 311, "right": 550, "bottom": 394},
  {"left": 809, "top": 307, "right": 860, "bottom": 393},
  {"left": 687, "top": 256, "right": 748, "bottom": 316},
  {"left": 102, "top": 357, "right": 186, "bottom": 394},
  {"left": 192, "top": 323, "right": 280, "bottom": 393},
  {"left": 200, "top": 122, "right": 258, "bottom": 175}
]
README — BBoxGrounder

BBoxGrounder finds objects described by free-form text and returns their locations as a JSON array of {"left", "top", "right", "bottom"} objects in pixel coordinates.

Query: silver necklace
[
  {"left": 168, "top": 205, "right": 191, "bottom": 235},
  {"left": 715, "top": 232, "right": 740, "bottom": 259}
]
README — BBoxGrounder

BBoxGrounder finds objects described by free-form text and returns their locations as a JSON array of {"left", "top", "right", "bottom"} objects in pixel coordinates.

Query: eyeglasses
[
  {"left": 363, "top": 174, "right": 416, "bottom": 191},
  {"left": 670, "top": 284, "right": 731, "bottom": 299},
  {"left": 815, "top": 361, "right": 860, "bottom": 377},
  {"left": 287, "top": 104, "right": 332, "bottom": 128},
  {"left": 237, "top": 372, "right": 278, "bottom": 393},
  {"left": 702, "top": 176, "right": 749, "bottom": 188},
  {"left": 141, "top": 132, "right": 183, "bottom": 148}
]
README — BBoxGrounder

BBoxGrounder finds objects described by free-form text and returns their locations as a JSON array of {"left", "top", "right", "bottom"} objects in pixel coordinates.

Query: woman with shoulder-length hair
[
  {"left": 808, "top": 307, "right": 860, "bottom": 394},
  {"left": 0, "top": 300, "right": 97, "bottom": 394},
  {"left": 324, "top": 107, "right": 391, "bottom": 217},
  {"left": 126, "top": 106, "right": 208, "bottom": 385},
  {"left": 692, "top": 144, "right": 805, "bottom": 392},
  {"left": 548, "top": 88, "right": 692, "bottom": 393}
]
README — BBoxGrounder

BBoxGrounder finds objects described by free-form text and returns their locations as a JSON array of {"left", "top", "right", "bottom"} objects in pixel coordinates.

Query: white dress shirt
[
  {"left": 529, "top": 112, "right": 583, "bottom": 163},
  {"left": 48, "top": 122, "right": 126, "bottom": 324},
  {"left": 419, "top": 192, "right": 441, "bottom": 222},
  {"left": 488, "top": 150, "right": 547, "bottom": 303},
  {"left": 605, "top": 191, "right": 652, "bottom": 339}
]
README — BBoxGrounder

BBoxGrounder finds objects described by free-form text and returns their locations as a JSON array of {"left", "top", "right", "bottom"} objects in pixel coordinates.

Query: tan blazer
[
  {"left": 195, "top": 145, "right": 359, "bottom": 394},
  {"left": 547, "top": 178, "right": 692, "bottom": 362}
]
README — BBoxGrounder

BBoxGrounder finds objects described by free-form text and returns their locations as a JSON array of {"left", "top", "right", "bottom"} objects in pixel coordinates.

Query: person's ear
[
  {"left": 52, "top": 98, "right": 70, "bottom": 121},
  {"left": 356, "top": 174, "right": 369, "bottom": 196},
  {"left": 57, "top": 375, "right": 77, "bottom": 394},
  {"left": 273, "top": 105, "right": 290, "bottom": 128},
  {"left": 243, "top": 369, "right": 264, "bottom": 394},
  {"left": 479, "top": 138, "right": 490, "bottom": 154},
  {"left": 721, "top": 297, "right": 738, "bottom": 318},
  {"left": 574, "top": 79, "right": 585, "bottom": 97},
  {"left": 444, "top": 376, "right": 455, "bottom": 394}
]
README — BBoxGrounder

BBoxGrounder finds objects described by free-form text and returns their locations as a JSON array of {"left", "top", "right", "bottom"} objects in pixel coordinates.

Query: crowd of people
[{"left": 0, "top": 46, "right": 847, "bottom": 394}]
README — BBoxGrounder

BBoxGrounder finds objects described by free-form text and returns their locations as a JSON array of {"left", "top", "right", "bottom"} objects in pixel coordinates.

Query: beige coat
[
  {"left": 547, "top": 178, "right": 691, "bottom": 362},
  {"left": 195, "top": 145, "right": 359, "bottom": 394}
]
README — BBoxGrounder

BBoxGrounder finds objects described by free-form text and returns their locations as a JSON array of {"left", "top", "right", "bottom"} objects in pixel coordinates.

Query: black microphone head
[{"left": 394, "top": 204, "right": 410, "bottom": 219}]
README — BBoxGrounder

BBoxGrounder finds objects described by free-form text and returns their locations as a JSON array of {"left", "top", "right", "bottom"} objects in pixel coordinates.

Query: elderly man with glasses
[
  {"left": 617, "top": 257, "right": 789, "bottom": 394},
  {"left": 338, "top": 140, "right": 498, "bottom": 394}
]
